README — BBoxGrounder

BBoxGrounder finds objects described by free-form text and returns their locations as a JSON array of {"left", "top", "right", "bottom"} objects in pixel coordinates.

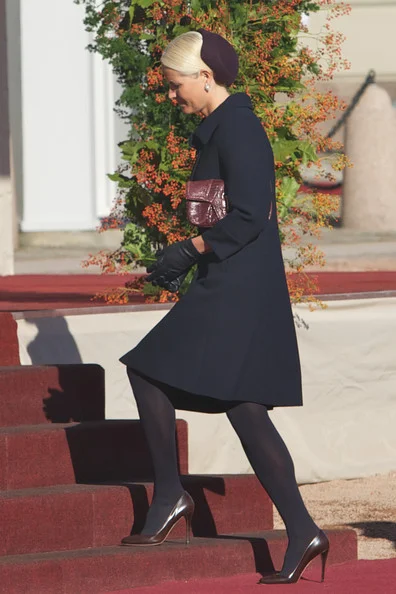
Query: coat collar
[{"left": 189, "top": 92, "right": 253, "bottom": 149}]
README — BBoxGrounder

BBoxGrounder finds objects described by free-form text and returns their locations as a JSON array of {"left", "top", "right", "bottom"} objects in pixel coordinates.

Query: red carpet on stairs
[
  {"left": 0, "top": 272, "right": 396, "bottom": 311},
  {"left": 108, "top": 558, "right": 396, "bottom": 594}
]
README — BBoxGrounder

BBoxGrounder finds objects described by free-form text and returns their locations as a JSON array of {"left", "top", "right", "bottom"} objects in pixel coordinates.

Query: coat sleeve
[{"left": 201, "top": 111, "right": 274, "bottom": 261}]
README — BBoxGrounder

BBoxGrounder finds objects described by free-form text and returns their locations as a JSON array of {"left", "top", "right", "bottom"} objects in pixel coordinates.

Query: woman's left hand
[{"left": 145, "top": 239, "right": 201, "bottom": 286}]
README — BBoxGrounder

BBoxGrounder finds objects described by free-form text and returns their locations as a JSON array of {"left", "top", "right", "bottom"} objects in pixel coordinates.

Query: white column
[
  {"left": 17, "top": 0, "right": 119, "bottom": 232},
  {"left": 0, "top": 0, "right": 14, "bottom": 274},
  {"left": 91, "top": 50, "right": 118, "bottom": 220},
  {"left": 5, "top": 0, "right": 23, "bottom": 236},
  {"left": 343, "top": 84, "right": 396, "bottom": 231}
]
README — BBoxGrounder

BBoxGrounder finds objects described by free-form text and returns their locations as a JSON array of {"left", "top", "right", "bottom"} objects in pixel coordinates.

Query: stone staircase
[{"left": 0, "top": 312, "right": 357, "bottom": 592}]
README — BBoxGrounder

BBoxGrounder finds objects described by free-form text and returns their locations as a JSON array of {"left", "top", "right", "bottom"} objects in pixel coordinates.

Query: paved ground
[
  {"left": 11, "top": 228, "right": 396, "bottom": 275},
  {"left": 274, "top": 471, "right": 396, "bottom": 560},
  {"left": 14, "top": 246, "right": 107, "bottom": 275}
]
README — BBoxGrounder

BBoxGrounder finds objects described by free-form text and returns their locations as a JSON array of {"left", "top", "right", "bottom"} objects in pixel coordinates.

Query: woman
[{"left": 120, "top": 29, "right": 329, "bottom": 584}]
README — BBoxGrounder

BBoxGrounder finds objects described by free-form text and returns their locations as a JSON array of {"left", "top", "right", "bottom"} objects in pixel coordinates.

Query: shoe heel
[
  {"left": 185, "top": 512, "right": 193, "bottom": 544},
  {"left": 321, "top": 549, "right": 329, "bottom": 582}
]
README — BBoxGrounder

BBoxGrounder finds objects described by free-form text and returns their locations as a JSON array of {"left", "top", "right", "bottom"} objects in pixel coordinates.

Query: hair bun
[{"left": 197, "top": 28, "right": 239, "bottom": 87}]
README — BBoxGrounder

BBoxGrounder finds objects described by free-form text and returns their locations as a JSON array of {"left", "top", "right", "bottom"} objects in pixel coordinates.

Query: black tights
[{"left": 127, "top": 368, "right": 318, "bottom": 575}]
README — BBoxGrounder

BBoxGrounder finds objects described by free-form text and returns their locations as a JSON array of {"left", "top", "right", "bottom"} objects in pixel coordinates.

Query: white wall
[{"left": 306, "top": 0, "right": 396, "bottom": 82}]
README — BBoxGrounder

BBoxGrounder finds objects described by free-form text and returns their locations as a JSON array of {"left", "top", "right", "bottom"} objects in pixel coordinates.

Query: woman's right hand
[
  {"left": 145, "top": 239, "right": 200, "bottom": 287},
  {"left": 151, "top": 271, "right": 188, "bottom": 293}
]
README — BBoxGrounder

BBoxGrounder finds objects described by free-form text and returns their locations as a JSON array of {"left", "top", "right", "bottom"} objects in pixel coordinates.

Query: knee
[
  {"left": 126, "top": 366, "right": 135, "bottom": 383},
  {"left": 226, "top": 401, "right": 269, "bottom": 428},
  {"left": 225, "top": 403, "right": 240, "bottom": 426},
  {"left": 127, "top": 366, "right": 144, "bottom": 382},
  {"left": 126, "top": 366, "right": 142, "bottom": 388}
]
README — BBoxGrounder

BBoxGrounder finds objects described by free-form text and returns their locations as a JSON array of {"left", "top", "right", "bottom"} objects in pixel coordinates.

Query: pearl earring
[{"left": 204, "top": 83, "right": 210, "bottom": 92}]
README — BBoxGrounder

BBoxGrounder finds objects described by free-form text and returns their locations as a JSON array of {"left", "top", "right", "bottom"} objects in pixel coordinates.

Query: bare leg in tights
[
  {"left": 226, "top": 401, "right": 319, "bottom": 576},
  {"left": 127, "top": 368, "right": 184, "bottom": 534},
  {"left": 127, "top": 367, "right": 318, "bottom": 574}
]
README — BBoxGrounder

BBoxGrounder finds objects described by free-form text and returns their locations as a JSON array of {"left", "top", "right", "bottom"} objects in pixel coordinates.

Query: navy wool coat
[{"left": 120, "top": 93, "right": 302, "bottom": 409}]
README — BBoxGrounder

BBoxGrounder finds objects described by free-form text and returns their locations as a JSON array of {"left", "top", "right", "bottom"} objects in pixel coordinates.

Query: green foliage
[{"left": 122, "top": 222, "right": 152, "bottom": 263}]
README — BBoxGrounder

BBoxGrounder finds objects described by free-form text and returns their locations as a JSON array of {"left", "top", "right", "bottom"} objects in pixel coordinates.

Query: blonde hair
[{"left": 161, "top": 31, "right": 211, "bottom": 77}]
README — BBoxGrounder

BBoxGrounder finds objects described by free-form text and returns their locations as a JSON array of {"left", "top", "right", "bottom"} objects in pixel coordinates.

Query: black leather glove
[
  {"left": 152, "top": 270, "right": 189, "bottom": 293},
  {"left": 146, "top": 239, "right": 201, "bottom": 286}
]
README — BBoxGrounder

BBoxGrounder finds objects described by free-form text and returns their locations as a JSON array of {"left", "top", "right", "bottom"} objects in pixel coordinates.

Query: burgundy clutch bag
[{"left": 185, "top": 179, "right": 228, "bottom": 228}]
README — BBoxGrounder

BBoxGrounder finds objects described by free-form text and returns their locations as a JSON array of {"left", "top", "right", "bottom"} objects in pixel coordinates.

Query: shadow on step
[
  {"left": 42, "top": 364, "right": 105, "bottom": 423},
  {"left": 94, "top": 475, "right": 228, "bottom": 539},
  {"left": 183, "top": 475, "right": 224, "bottom": 537},
  {"left": 207, "top": 534, "right": 276, "bottom": 575},
  {"left": 64, "top": 420, "right": 187, "bottom": 483},
  {"left": 64, "top": 421, "right": 155, "bottom": 484},
  {"left": 24, "top": 316, "right": 105, "bottom": 423},
  {"left": 348, "top": 521, "right": 396, "bottom": 550},
  {"left": 102, "top": 481, "right": 276, "bottom": 574}
]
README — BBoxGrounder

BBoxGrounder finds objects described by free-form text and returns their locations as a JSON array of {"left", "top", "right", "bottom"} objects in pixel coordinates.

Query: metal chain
[
  {"left": 301, "top": 69, "right": 376, "bottom": 187},
  {"left": 327, "top": 69, "right": 376, "bottom": 138}
]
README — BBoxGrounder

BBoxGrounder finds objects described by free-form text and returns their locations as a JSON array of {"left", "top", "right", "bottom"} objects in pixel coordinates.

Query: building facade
[{"left": 2, "top": 0, "right": 396, "bottom": 236}]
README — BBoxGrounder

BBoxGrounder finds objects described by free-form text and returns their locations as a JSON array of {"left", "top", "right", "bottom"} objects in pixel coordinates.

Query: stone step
[
  {"left": 0, "top": 420, "right": 188, "bottom": 490},
  {"left": 0, "top": 365, "right": 105, "bottom": 426},
  {"left": 0, "top": 529, "right": 357, "bottom": 594},
  {"left": 0, "top": 475, "right": 273, "bottom": 556}
]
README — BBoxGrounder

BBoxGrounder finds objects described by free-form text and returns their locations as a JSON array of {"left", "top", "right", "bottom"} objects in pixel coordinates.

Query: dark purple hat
[{"left": 197, "top": 28, "right": 239, "bottom": 87}]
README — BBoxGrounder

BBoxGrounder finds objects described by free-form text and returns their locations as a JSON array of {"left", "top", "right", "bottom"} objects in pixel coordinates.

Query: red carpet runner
[
  {"left": 108, "top": 558, "right": 396, "bottom": 594},
  {"left": 1, "top": 272, "right": 396, "bottom": 312}
]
